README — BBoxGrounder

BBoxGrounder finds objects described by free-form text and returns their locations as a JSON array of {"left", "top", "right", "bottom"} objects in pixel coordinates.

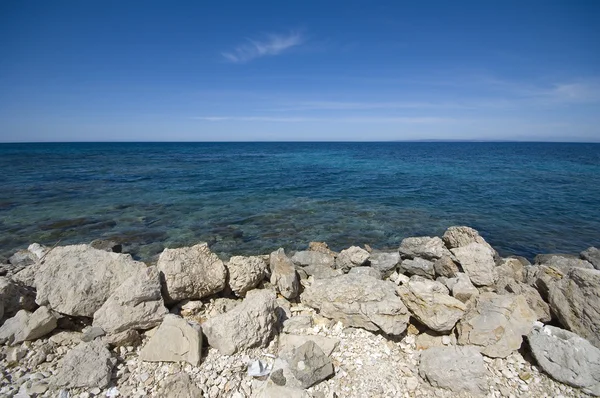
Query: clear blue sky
[{"left": 1, "top": 1, "right": 599, "bottom": 142}]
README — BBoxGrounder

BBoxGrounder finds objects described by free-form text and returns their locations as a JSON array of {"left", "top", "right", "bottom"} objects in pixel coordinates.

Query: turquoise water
[{"left": 1, "top": 142, "right": 599, "bottom": 262}]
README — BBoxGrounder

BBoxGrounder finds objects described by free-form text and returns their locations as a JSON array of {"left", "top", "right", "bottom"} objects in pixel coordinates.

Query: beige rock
[
  {"left": 335, "top": 246, "right": 370, "bottom": 271},
  {"left": 0, "top": 306, "right": 57, "bottom": 345},
  {"left": 227, "top": 255, "right": 268, "bottom": 296},
  {"left": 451, "top": 243, "right": 497, "bottom": 286},
  {"left": 269, "top": 249, "right": 299, "bottom": 300},
  {"left": 139, "top": 314, "right": 203, "bottom": 365}
]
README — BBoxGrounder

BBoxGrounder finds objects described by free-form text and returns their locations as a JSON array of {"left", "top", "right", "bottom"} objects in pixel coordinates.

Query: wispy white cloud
[
  {"left": 222, "top": 31, "right": 304, "bottom": 63},
  {"left": 192, "top": 115, "right": 455, "bottom": 124}
]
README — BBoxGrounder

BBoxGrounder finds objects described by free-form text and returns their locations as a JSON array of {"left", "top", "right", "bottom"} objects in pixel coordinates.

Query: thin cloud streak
[
  {"left": 192, "top": 116, "right": 455, "bottom": 123},
  {"left": 222, "top": 31, "right": 304, "bottom": 63}
]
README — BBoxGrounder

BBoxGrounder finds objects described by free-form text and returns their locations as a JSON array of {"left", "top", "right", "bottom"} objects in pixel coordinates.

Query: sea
[{"left": 1, "top": 142, "right": 599, "bottom": 262}]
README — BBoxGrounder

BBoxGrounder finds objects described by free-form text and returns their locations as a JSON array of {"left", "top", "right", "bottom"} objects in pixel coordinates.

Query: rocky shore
[{"left": 0, "top": 226, "right": 599, "bottom": 397}]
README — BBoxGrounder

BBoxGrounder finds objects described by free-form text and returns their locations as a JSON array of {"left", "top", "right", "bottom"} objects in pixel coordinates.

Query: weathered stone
[
  {"left": 287, "top": 341, "right": 334, "bottom": 388},
  {"left": 348, "top": 266, "right": 381, "bottom": 279},
  {"left": 0, "top": 276, "right": 37, "bottom": 319},
  {"left": 269, "top": 249, "right": 299, "bottom": 300},
  {"left": 399, "top": 258, "right": 435, "bottom": 279},
  {"left": 399, "top": 236, "right": 451, "bottom": 261},
  {"left": 416, "top": 330, "right": 457, "bottom": 350},
  {"left": 8, "top": 249, "right": 37, "bottom": 268},
  {"left": 81, "top": 326, "right": 105, "bottom": 342},
  {"left": 157, "top": 243, "right": 227, "bottom": 302},
  {"left": 89, "top": 239, "right": 122, "bottom": 253},
  {"left": 255, "top": 381, "right": 309, "bottom": 398},
  {"left": 528, "top": 324, "right": 600, "bottom": 396},
  {"left": 104, "top": 329, "right": 141, "bottom": 347},
  {"left": 226, "top": 255, "right": 268, "bottom": 296},
  {"left": 548, "top": 267, "right": 600, "bottom": 348},
  {"left": 368, "top": 251, "right": 400, "bottom": 278},
  {"left": 301, "top": 273, "right": 410, "bottom": 336},
  {"left": 434, "top": 256, "right": 460, "bottom": 278},
  {"left": 291, "top": 251, "right": 335, "bottom": 268},
  {"left": 139, "top": 314, "right": 203, "bottom": 365},
  {"left": 451, "top": 243, "right": 497, "bottom": 286},
  {"left": 279, "top": 333, "right": 340, "bottom": 356},
  {"left": 457, "top": 293, "right": 537, "bottom": 358},
  {"left": 524, "top": 264, "right": 564, "bottom": 300},
  {"left": 308, "top": 241, "right": 336, "bottom": 256},
  {"left": 450, "top": 273, "right": 480, "bottom": 303},
  {"left": 419, "top": 346, "right": 488, "bottom": 394},
  {"left": 303, "top": 264, "right": 343, "bottom": 279},
  {"left": 442, "top": 226, "right": 494, "bottom": 251},
  {"left": 52, "top": 340, "right": 115, "bottom": 389},
  {"left": 581, "top": 247, "right": 600, "bottom": 270},
  {"left": 157, "top": 373, "right": 203, "bottom": 398},
  {"left": 203, "top": 289, "right": 277, "bottom": 355},
  {"left": 282, "top": 315, "right": 313, "bottom": 334},
  {"left": 398, "top": 277, "right": 466, "bottom": 332},
  {"left": 93, "top": 266, "right": 168, "bottom": 334},
  {"left": 335, "top": 246, "right": 370, "bottom": 272},
  {"left": 501, "top": 281, "right": 551, "bottom": 322},
  {"left": 534, "top": 253, "right": 594, "bottom": 272},
  {"left": 34, "top": 244, "right": 146, "bottom": 317},
  {"left": 0, "top": 306, "right": 57, "bottom": 345},
  {"left": 496, "top": 257, "right": 525, "bottom": 284}
]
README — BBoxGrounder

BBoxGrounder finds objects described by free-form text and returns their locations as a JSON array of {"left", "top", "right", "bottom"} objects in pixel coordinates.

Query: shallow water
[{"left": 1, "top": 142, "right": 599, "bottom": 262}]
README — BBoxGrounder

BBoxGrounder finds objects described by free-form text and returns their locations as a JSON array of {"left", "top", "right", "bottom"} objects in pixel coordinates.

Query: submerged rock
[{"left": 157, "top": 243, "right": 227, "bottom": 302}]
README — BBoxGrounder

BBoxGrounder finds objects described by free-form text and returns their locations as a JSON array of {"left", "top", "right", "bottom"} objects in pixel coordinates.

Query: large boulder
[
  {"left": 457, "top": 293, "right": 537, "bottom": 358},
  {"left": 442, "top": 226, "right": 495, "bottom": 253},
  {"left": 419, "top": 345, "right": 488, "bottom": 395},
  {"left": 139, "top": 314, "right": 203, "bottom": 365},
  {"left": 548, "top": 267, "right": 600, "bottom": 348},
  {"left": 451, "top": 243, "right": 497, "bottom": 286},
  {"left": 368, "top": 251, "right": 400, "bottom": 278},
  {"left": 202, "top": 289, "right": 277, "bottom": 355},
  {"left": 226, "top": 255, "right": 268, "bottom": 296},
  {"left": 399, "top": 236, "right": 451, "bottom": 261},
  {"left": 433, "top": 256, "right": 460, "bottom": 278},
  {"left": 0, "top": 306, "right": 57, "bottom": 345},
  {"left": 499, "top": 280, "right": 551, "bottom": 323},
  {"left": 291, "top": 251, "right": 335, "bottom": 268},
  {"left": 399, "top": 258, "right": 435, "bottom": 279},
  {"left": 157, "top": 243, "right": 227, "bottom": 302},
  {"left": 528, "top": 324, "right": 600, "bottom": 396},
  {"left": 334, "top": 246, "right": 369, "bottom": 272},
  {"left": 524, "top": 264, "right": 564, "bottom": 300},
  {"left": 449, "top": 273, "right": 479, "bottom": 303},
  {"left": 301, "top": 273, "right": 410, "bottom": 336},
  {"left": 92, "top": 266, "right": 168, "bottom": 334},
  {"left": 34, "top": 245, "right": 146, "bottom": 317},
  {"left": 581, "top": 247, "right": 600, "bottom": 270},
  {"left": 534, "top": 253, "right": 594, "bottom": 272},
  {"left": 398, "top": 277, "right": 466, "bottom": 332},
  {"left": 269, "top": 249, "right": 300, "bottom": 300},
  {"left": 52, "top": 340, "right": 115, "bottom": 389}
]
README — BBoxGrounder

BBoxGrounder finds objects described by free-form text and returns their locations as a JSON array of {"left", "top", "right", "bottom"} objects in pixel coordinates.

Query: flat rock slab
[
  {"left": 301, "top": 273, "right": 410, "bottom": 336},
  {"left": 528, "top": 324, "right": 600, "bottom": 396},
  {"left": 279, "top": 333, "right": 340, "bottom": 357},
  {"left": 419, "top": 345, "right": 488, "bottom": 395},
  {"left": 157, "top": 373, "right": 203, "bottom": 398},
  {"left": 457, "top": 292, "right": 537, "bottom": 358},
  {"left": 203, "top": 289, "right": 277, "bottom": 355},
  {"left": 0, "top": 306, "right": 56, "bottom": 345},
  {"left": 52, "top": 340, "right": 115, "bottom": 389},
  {"left": 287, "top": 340, "right": 334, "bottom": 389},
  {"left": 291, "top": 251, "right": 335, "bottom": 268},
  {"left": 399, "top": 236, "right": 451, "bottom": 261},
  {"left": 139, "top": 314, "right": 203, "bottom": 366}
]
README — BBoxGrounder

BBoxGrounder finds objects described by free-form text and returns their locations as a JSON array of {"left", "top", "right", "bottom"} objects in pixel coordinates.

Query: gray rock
[
  {"left": 93, "top": 266, "right": 168, "bottom": 334},
  {"left": 282, "top": 315, "right": 313, "bottom": 334},
  {"left": 399, "top": 257, "right": 435, "bottom": 279},
  {"left": 434, "top": 256, "right": 460, "bottom": 278},
  {"left": 450, "top": 273, "right": 479, "bottom": 303},
  {"left": 303, "top": 264, "right": 343, "bottom": 279},
  {"left": 203, "top": 289, "right": 277, "bottom": 355},
  {"left": 548, "top": 267, "right": 600, "bottom": 348},
  {"left": 279, "top": 333, "right": 340, "bottom": 357},
  {"left": 0, "top": 276, "right": 37, "bottom": 319},
  {"left": 255, "top": 382, "right": 309, "bottom": 398},
  {"left": 139, "top": 314, "right": 203, "bottom": 365},
  {"left": 81, "top": 326, "right": 105, "bottom": 342},
  {"left": 52, "top": 340, "right": 115, "bottom": 389},
  {"left": 335, "top": 246, "right": 369, "bottom": 272},
  {"left": 419, "top": 345, "right": 488, "bottom": 394},
  {"left": 528, "top": 324, "right": 600, "bottom": 396},
  {"left": 534, "top": 253, "right": 594, "bottom": 272},
  {"left": 0, "top": 306, "right": 57, "bottom": 345},
  {"left": 500, "top": 281, "right": 551, "bottom": 323},
  {"left": 8, "top": 249, "right": 37, "bottom": 268},
  {"left": 269, "top": 249, "right": 300, "bottom": 300},
  {"left": 399, "top": 236, "right": 451, "bottom": 261},
  {"left": 308, "top": 241, "right": 337, "bottom": 257},
  {"left": 157, "top": 243, "right": 227, "bottom": 302},
  {"left": 451, "top": 243, "right": 497, "bottom": 286},
  {"left": 368, "top": 251, "right": 400, "bottom": 278},
  {"left": 104, "top": 329, "right": 141, "bottom": 347},
  {"left": 348, "top": 266, "right": 381, "bottom": 279},
  {"left": 291, "top": 251, "right": 335, "bottom": 268},
  {"left": 496, "top": 257, "right": 525, "bottom": 284},
  {"left": 524, "top": 264, "right": 564, "bottom": 300},
  {"left": 34, "top": 244, "right": 146, "bottom": 317},
  {"left": 157, "top": 373, "right": 203, "bottom": 398},
  {"left": 442, "top": 226, "right": 494, "bottom": 252},
  {"left": 226, "top": 255, "right": 268, "bottom": 296},
  {"left": 457, "top": 292, "right": 537, "bottom": 358},
  {"left": 301, "top": 273, "right": 410, "bottom": 336},
  {"left": 287, "top": 341, "right": 334, "bottom": 388},
  {"left": 581, "top": 247, "right": 600, "bottom": 270},
  {"left": 398, "top": 277, "right": 466, "bottom": 332}
]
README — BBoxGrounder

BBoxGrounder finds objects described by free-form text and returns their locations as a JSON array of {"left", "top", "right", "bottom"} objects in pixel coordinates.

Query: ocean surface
[{"left": 1, "top": 142, "right": 599, "bottom": 262}]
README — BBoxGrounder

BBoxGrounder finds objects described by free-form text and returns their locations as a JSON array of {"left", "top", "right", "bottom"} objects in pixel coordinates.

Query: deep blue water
[{"left": 1, "top": 142, "right": 599, "bottom": 262}]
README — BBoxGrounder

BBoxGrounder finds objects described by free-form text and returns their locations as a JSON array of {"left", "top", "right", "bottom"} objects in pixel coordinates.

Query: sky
[{"left": 0, "top": 1, "right": 599, "bottom": 142}]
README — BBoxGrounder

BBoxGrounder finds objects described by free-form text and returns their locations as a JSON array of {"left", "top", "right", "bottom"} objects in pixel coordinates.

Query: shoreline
[{"left": 0, "top": 226, "right": 599, "bottom": 397}]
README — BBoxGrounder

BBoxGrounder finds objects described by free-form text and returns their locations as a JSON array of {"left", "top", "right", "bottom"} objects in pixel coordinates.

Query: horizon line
[{"left": 1, "top": 139, "right": 600, "bottom": 144}]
